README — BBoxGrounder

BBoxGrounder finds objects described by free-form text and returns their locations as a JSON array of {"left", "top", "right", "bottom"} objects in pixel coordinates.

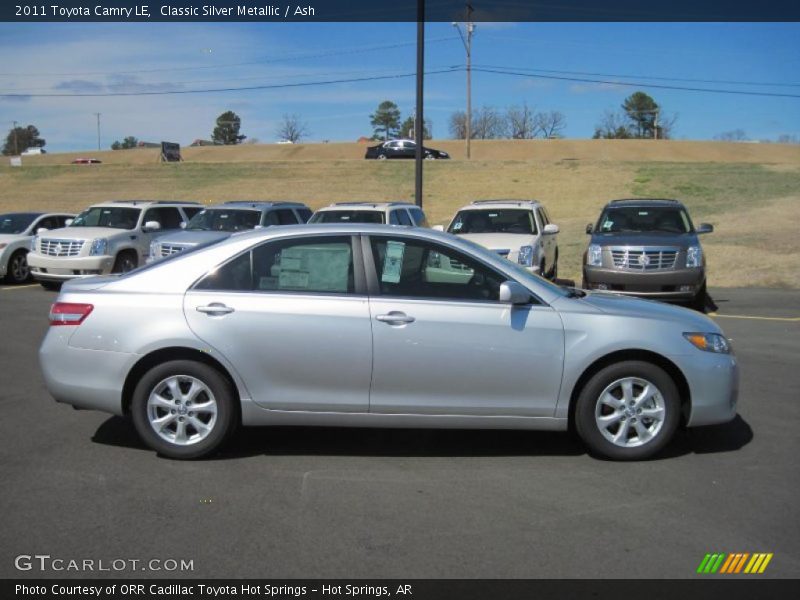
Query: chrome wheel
[
  {"left": 9, "top": 252, "right": 30, "bottom": 283},
  {"left": 594, "top": 377, "right": 666, "bottom": 448},
  {"left": 377, "top": 154, "right": 388, "bottom": 160},
  {"left": 147, "top": 375, "right": 218, "bottom": 446}
]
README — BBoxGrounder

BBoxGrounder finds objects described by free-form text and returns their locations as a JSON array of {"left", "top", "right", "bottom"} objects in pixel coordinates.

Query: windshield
[
  {"left": 70, "top": 207, "right": 140, "bottom": 230},
  {"left": 0, "top": 213, "right": 39, "bottom": 234},
  {"left": 309, "top": 210, "right": 385, "bottom": 224},
  {"left": 448, "top": 209, "right": 536, "bottom": 235},
  {"left": 597, "top": 206, "right": 693, "bottom": 234},
  {"left": 187, "top": 209, "right": 261, "bottom": 232}
]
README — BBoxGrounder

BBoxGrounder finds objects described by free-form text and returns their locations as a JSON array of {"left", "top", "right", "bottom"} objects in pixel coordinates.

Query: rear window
[
  {"left": 448, "top": 209, "right": 536, "bottom": 235},
  {"left": 309, "top": 210, "right": 385, "bottom": 224}
]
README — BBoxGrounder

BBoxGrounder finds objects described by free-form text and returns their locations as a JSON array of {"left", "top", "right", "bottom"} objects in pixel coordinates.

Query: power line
[
  {"left": 0, "top": 37, "right": 459, "bottom": 79},
  {"left": 473, "top": 63, "right": 800, "bottom": 89},
  {"left": 0, "top": 68, "right": 463, "bottom": 98},
  {"left": 471, "top": 67, "right": 800, "bottom": 99}
]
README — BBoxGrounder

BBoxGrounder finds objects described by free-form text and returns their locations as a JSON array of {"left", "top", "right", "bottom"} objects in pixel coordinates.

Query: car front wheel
[
  {"left": 5, "top": 250, "right": 31, "bottom": 284},
  {"left": 131, "top": 360, "right": 238, "bottom": 459},
  {"left": 575, "top": 360, "right": 680, "bottom": 460}
]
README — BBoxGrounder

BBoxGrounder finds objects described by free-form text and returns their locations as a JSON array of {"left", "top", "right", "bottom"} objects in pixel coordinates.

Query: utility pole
[
  {"left": 453, "top": 5, "right": 474, "bottom": 159},
  {"left": 414, "top": 0, "right": 424, "bottom": 208},
  {"left": 12, "top": 120, "right": 18, "bottom": 155},
  {"left": 94, "top": 112, "right": 101, "bottom": 150}
]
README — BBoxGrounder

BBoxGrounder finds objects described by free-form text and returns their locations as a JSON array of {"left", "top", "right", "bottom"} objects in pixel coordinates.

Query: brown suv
[{"left": 582, "top": 199, "right": 713, "bottom": 310}]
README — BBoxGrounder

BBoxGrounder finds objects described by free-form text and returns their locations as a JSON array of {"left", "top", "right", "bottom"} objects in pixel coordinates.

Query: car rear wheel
[
  {"left": 377, "top": 153, "right": 388, "bottom": 160},
  {"left": 5, "top": 250, "right": 30, "bottom": 284},
  {"left": 112, "top": 251, "right": 137, "bottom": 274},
  {"left": 575, "top": 360, "right": 680, "bottom": 460},
  {"left": 131, "top": 360, "right": 238, "bottom": 459}
]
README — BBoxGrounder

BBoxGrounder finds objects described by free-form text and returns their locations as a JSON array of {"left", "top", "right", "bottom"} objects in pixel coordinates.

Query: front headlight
[
  {"left": 587, "top": 244, "right": 602, "bottom": 266},
  {"left": 149, "top": 240, "right": 160, "bottom": 258},
  {"left": 518, "top": 245, "right": 535, "bottom": 267},
  {"left": 89, "top": 238, "right": 108, "bottom": 256},
  {"left": 686, "top": 245, "right": 702, "bottom": 268},
  {"left": 683, "top": 332, "right": 732, "bottom": 354},
  {"left": 30, "top": 235, "right": 39, "bottom": 252}
]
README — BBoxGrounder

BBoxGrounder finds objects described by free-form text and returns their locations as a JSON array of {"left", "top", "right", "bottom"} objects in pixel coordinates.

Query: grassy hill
[{"left": 2, "top": 140, "right": 799, "bottom": 288}]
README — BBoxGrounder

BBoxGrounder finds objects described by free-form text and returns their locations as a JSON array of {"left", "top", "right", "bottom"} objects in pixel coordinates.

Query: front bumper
[
  {"left": 676, "top": 351, "right": 739, "bottom": 427},
  {"left": 28, "top": 252, "right": 114, "bottom": 281},
  {"left": 583, "top": 265, "right": 704, "bottom": 299}
]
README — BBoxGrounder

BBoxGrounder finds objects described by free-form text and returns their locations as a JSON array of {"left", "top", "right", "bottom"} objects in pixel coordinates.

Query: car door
[
  {"left": 183, "top": 234, "right": 372, "bottom": 412},
  {"left": 364, "top": 234, "right": 565, "bottom": 417}
]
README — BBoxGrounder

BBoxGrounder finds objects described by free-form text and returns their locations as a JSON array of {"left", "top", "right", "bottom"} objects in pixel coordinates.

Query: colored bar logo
[{"left": 697, "top": 553, "right": 773, "bottom": 574}]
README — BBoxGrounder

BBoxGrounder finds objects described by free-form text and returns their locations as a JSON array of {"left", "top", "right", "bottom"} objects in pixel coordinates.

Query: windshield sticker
[
  {"left": 452, "top": 222, "right": 463, "bottom": 231},
  {"left": 381, "top": 241, "right": 406, "bottom": 283}
]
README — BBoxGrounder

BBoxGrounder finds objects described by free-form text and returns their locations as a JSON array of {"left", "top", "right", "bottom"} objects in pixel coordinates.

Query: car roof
[
  {"left": 317, "top": 202, "right": 417, "bottom": 211},
  {"left": 605, "top": 198, "right": 685, "bottom": 208},
  {"left": 458, "top": 199, "right": 544, "bottom": 210},
  {"left": 205, "top": 201, "right": 308, "bottom": 211},
  {"left": 89, "top": 200, "right": 202, "bottom": 208}
]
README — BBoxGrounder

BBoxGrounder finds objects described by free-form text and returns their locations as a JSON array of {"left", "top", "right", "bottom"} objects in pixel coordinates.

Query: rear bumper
[
  {"left": 28, "top": 252, "right": 114, "bottom": 281},
  {"left": 583, "top": 266, "right": 704, "bottom": 299}
]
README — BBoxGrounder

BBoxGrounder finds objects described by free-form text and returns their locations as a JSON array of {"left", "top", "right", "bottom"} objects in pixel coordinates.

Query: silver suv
[
  {"left": 28, "top": 200, "right": 201, "bottom": 289},
  {"left": 309, "top": 202, "right": 429, "bottom": 227},
  {"left": 441, "top": 200, "right": 559, "bottom": 279},
  {"left": 0, "top": 212, "right": 75, "bottom": 284},
  {"left": 40, "top": 224, "right": 737, "bottom": 461},
  {"left": 149, "top": 201, "right": 312, "bottom": 262}
]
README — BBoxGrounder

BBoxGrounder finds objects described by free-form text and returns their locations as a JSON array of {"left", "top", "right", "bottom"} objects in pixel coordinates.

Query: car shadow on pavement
[{"left": 91, "top": 414, "right": 753, "bottom": 460}]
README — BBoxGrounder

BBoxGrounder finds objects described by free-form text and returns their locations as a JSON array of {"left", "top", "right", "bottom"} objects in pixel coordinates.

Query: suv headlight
[
  {"left": 686, "top": 245, "right": 702, "bottom": 268},
  {"left": 89, "top": 238, "right": 108, "bottom": 256},
  {"left": 149, "top": 240, "right": 160, "bottom": 258},
  {"left": 518, "top": 245, "right": 534, "bottom": 267},
  {"left": 30, "top": 235, "right": 39, "bottom": 252},
  {"left": 587, "top": 244, "right": 602, "bottom": 266},
  {"left": 684, "top": 332, "right": 732, "bottom": 354}
]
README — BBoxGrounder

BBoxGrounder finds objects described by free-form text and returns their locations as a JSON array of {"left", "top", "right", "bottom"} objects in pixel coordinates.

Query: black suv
[{"left": 582, "top": 199, "right": 714, "bottom": 310}]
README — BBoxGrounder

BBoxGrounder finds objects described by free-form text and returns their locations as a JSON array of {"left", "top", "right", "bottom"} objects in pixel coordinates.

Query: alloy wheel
[
  {"left": 146, "top": 375, "right": 218, "bottom": 446},
  {"left": 594, "top": 377, "right": 666, "bottom": 448}
]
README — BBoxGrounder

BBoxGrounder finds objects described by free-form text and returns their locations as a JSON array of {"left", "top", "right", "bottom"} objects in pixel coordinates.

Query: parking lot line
[
  {"left": 708, "top": 312, "right": 800, "bottom": 323},
  {"left": 0, "top": 284, "right": 40, "bottom": 291}
]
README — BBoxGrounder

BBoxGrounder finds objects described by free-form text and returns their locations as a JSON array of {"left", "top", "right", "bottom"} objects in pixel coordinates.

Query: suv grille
[
  {"left": 610, "top": 247, "right": 678, "bottom": 271},
  {"left": 159, "top": 244, "right": 186, "bottom": 257},
  {"left": 40, "top": 239, "right": 85, "bottom": 257}
]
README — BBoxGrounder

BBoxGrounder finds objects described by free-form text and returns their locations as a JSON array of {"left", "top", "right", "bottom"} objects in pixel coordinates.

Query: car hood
[
  {"left": 562, "top": 290, "right": 721, "bottom": 333},
  {"left": 453, "top": 232, "right": 534, "bottom": 251},
  {"left": 590, "top": 231, "right": 698, "bottom": 247},
  {"left": 0, "top": 233, "right": 29, "bottom": 244},
  {"left": 39, "top": 227, "right": 132, "bottom": 240},
  {"left": 155, "top": 230, "right": 231, "bottom": 245}
]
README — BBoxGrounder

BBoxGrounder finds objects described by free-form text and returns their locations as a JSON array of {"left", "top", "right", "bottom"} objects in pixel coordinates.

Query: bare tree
[
  {"left": 592, "top": 110, "right": 632, "bottom": 139},
  {"left": 276, "top": 114, "right": 309, "bottom": 143},
  {"left": 777, "top": 133, "right": 799, "bottom": 144},
  {"left": 449, "top": 111, "right": 468, "bottom": 139},
  {"left": 714, "top": 129, "right": 748, "bottom": 142},
  {"left": 506, "top": 102, "right": 536, "bottom": 139},
  {"left": 534, "top": 110, "right": 566, "bottom": 139},
  {"left": 472, "top": 105, "right": 507, "bottom": 139}
]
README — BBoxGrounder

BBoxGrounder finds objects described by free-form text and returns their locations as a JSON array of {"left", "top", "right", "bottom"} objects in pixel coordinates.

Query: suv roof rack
[
  {"left": 110, "top": 200, "right": 201, "bottom": 205},
  {"left": 609, "top": 198, "right": 680, "bottom": 204},
  {"left": 222, "top": 201, "right": 305, "bottom": 207},
  {"left": 330, "top": 201, "right": 413, "bottom": 207},
  {"left": 470, "top": 199, "right": 539, "bottom": 206}
]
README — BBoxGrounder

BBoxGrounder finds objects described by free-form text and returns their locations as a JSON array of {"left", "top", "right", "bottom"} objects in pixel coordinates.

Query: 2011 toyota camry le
[{"left": 39, "top": 224, "right": 738, "bottom": 460}]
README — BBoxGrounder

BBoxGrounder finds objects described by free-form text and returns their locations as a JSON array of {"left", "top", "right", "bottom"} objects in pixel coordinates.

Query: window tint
[
  {"left": 70, "top": 207, "right": 140, "bottom": 230},
  {"left": 598, "top": 207, "right": 692, "bottom": 234},
  {"left": 188, "top": 209, "right": 260, "bottom": 232},
  {"left": 389, "top": 211, "right": 400, "bottom": 225},
  {"left": 370, "top": 236, "right": 505, "bottom": 302},
  {"left": 309, "top": 210, "right": 385, "bottom": 224},
  {"left": 144, "top": 207, "right": 182, "bottom": 230},
  {"left": 537, "top": 208, "right": 549, "bottom": 227},
  {"left": 274, "top": 209, "right": 299, "bottom": 225},
  {"left": 396, "top": 210, "right": 413, "bottom": 226},
  {"left": 408, "top": 208, "right": 429, "bottom": 227},
  {"left": 195, "top": 236, "right": 355, "bottom": 295},
  {"left": 447, "top": 209, "right": 536, "bottom": 235},
  {"left": 182, "top": 206, "right": 203, "bottom": 219},
  {"left": 36, "top": 217, "right": 58, "bottom": 231},
  {"left": 57, "top": 216, "right": 72, "bottom": 227},
  {"left": 296, "top": 208, "right": 312, "bottom": 223}
]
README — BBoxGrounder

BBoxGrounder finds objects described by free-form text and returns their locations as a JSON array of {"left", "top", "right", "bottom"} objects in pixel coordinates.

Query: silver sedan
[{"left": 39, "top": 224, "right": 738, "bottom": 460}]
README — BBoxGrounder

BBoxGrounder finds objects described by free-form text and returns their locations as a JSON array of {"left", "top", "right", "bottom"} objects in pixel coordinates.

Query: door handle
[
  {"left": 376, "top": 312, "right": 415, "bottom": 325},
  {"left": 196, "top": 303, "right": 235, "bottom": 316}
]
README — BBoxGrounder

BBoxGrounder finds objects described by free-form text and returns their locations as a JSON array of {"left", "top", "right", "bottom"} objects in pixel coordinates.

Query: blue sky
[{"left": 1, "top": 21, "right": 798, "bottom": 151}]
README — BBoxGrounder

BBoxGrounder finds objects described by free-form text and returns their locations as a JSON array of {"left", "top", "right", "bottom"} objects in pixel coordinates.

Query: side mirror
[
  {"left": 143, "top": 221, "right": 161, "bottom": 232},
  {"left": 64, "top": 218, "right": 74, "bottom": 226},
  {"left": 696, "top": 223, "right": 714, "bottom": 234},
  {"left": 179, "top": 222, "right": 187, "bottom": 229},
  {"left": 499, "top": 281, "right": 531, "bottom": 305},
  {"left": 432, "top": 224, "right": 445, "bottom": 232},
  {"left": 543, "top": 223, "right": 559, "bottom": 235},
  {"left": 585, "top": 223, "right": 593, "bottom": 234},
  {"left": 36, "top": 227, "right": 48, "bottom": 234}
]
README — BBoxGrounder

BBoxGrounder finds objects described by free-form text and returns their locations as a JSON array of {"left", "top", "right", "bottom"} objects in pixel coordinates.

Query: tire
[
  {"left": 424, "top": 154, "right": 436, "bottom": 160},
  {"left": 40, "top": 281, "right": 61, "bottom": 291},
  {"left": 550, "top": 251, "right": 559, "bottom": 281},
  {"left": 131, "top": 360, "right": 238, "bottom": 459},
  {"left": 690, "top": 282, "right": 707, "bottom": 313},
  {"left": 377, "top": 154, "right": 388, "bottom": 160},
  {"left": 574, "top": 360, "right": 680, "bottom": 461},
  {"left": 112, "top": 251, "right": 137, "bottom": 274},
  {"left": 5, "top": 250, "right": 31, "bottom": 284}
]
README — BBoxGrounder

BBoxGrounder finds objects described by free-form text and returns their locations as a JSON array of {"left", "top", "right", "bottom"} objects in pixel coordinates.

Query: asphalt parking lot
[{"left": 0, "top": 284, "right": 798, "bottom": 579}]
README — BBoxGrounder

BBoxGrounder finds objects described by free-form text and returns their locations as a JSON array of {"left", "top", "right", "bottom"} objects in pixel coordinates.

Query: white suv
[
  {"left": 309, "top": 202, "right": 430, "bottom": 227},
  {"left": 442, "top": 200, "right": 560, "bottom": 279},
  {"left": 28, "top": 200, "right": 201, "bottom": 289}
]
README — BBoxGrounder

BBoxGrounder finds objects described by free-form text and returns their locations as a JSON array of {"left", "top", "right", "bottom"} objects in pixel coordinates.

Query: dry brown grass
[{"left": 2, "top": 140, "right": 798, "bottom": 288}]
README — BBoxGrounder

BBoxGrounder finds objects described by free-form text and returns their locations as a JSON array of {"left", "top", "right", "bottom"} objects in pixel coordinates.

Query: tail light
[{"left": 49, "top": 303, "right": 94, "bottom": 326}]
